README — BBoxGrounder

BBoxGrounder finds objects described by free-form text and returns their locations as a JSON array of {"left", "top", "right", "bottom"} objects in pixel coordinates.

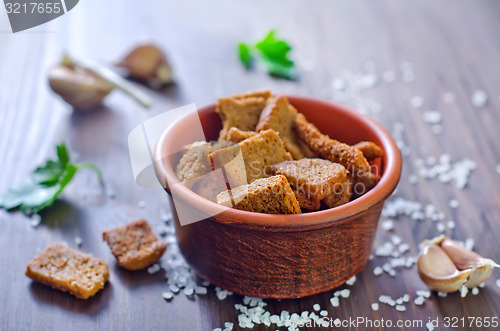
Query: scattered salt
[
  {"left": 330, "top": 296, "right": 339, "bottom": 307},
  {"left": 320, "top": 310, "right": 328, "bottom": 317},
  {"left": 339, "top": 289, "right": 350, "bottom": 298},
  {"left": 313, "top": 303, "right": 320, "bottom": 311},
  {"left": 74, "top": 237, "right": 83, "bottom": 247},
  {"left": 346, "top": 275, "right": 357, "bottom": 286},
  {"left": 162, "top": 292, "right": 173, "bottom": 300},
  {"left": 395, "top": 305, "right": 406, "bottom": 312},
  {"left": 373, "top": 266, "right": 383, "bottom": 276},
  {"left": 436, "top": 223, "right": 446, "bottom": 233},
  {"left": 471, "top": 287, "right": 479, "bottom": 295},
  {"left": 471, "top": 90, "right": 487, "bottom": 108},
  {"left": 426, "top": 321, "right": 435, "bottom": 331},
  {"left": 460, "top": 285, "right": 468, "bottom": 298},
  {"left": 408, "top": 174, "right": 418, "bottom": 184},
  {"left": 381, "top": 219, "right": 394, "bottom": 231},
  {"left": 437, "top": 292, "right": 448, "bottom": 297},
  {"left": 138, "top": 200, "right": 147, "bottom": 209},
  {"left": 414, "top": 296, "right": 426, "bottom": 306},
  {"left": 447, "top": 220, "right": 455, "bottom": 229},
  {"left": 391, "top": 235, "right": 402, "bottom": 245},
  {"left": 410, "top": 96, "right": 423, "bottom": 108},
  {"left": 423, "top": 111, "right": 442, "bottom": 124},
  {"left": 449, "top": 199, "right": 459, "bottom": 208},
  {"left": 496, "top": 279, "right": 500, "bottom": 288},
  {"left": 29, "top": 214, "right": 42, "bottom": 228},
  {"left": 147, "top": 263, "right": 161, "bottom": 274},
  {"left": 371, "top": 303, "right": 379, "bottom": 311}
]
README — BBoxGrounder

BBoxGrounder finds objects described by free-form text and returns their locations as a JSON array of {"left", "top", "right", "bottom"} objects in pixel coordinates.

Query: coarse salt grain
[
  {"left": 162, "top": 292, "right": 173, "bottom": 300},
  {"left": 381, "top": 219, "right": 394, "bottom": 231},
  {"left": 408, "top": 174, "right": 418, "bottom": 184},
  {"left": 471, "top": 287, "right": 479, "bottom": 295},
  {"left": 371, "top": 303, "right": 379, "bottom": 311},
  {"left": 346, "top": 275, "right": 357, "bottom": 286},
  {"left": 320, "top": 310, "right": 328, "bottom": 317},
  {"left": 423, "top": 111, "right": 442, "bottom": 124},
  {"left": 449, "top": 199, "right": 459, "bottom": 208},
  {"left": 447, "top": 220, "right": 455, "bottom": 229},
  {"left": 410, "top": 96, "right": 424, "bottom": 108},
  {"left": 496, "top": 279, "right": 500, "bottom": 288},
  {"left": 74, "top": 237, "right": 83, "bottom": 247},
  {"left": 465, "top": 238, "right": 475, "bottom": 251},
  {"left": 339, "top": 289, "right": 350, "bottom": 298},
  {"left": 147, "top": 263, "right": 161, "bottom": 274},
  {"left": 373, "top": 266, "right": 383, "bottom": 276},
  {"left": 460, "top": 285, "right": 468, "bottom": 298},
  {"left": 436, "top": 223, "right": 446, "bottom": 233},
  {"left": 471, "top": 90, "right": 487, "bottom": 108},
  {"left": 414, "top": 296, "right": 426, "bottom": 305},
  {"left": 313, "top": 303, "right": 320, "bottom": 311},
  {"left": 437, "top": 292, "right": 448, "bottom": 297},
  {"left": 138, "top": 200, "right": 147, "bottom": 209},
  {"left": 395, "top": 305, "right": 406, "bottom": 312},
  {"left": 330, "top": 296, "right": 339, "bottom": 307},
  {"left": 426, "top": 322, "right": 435, "bottom": 330},
  {"left": 392, "top": 235, "right": 402, "bottom": 245}
]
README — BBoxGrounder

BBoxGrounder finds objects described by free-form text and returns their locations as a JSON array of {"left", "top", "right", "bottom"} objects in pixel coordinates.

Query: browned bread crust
[
  {"left": 353, "top": 141, "right": 383, "bottom": 161},
  {"left": 256, "top": 96, "right": 315, "bottom": 159},
  {"left": 293, "top": 113, "right": 370, "bottom": 173},
  {"left": 25, "top": 243, "right": 109, "bottom": 299},
  {"left": 211, "top": 129, "right": 293, "bottom": 184},
  {"left": 216, "top": 175, "right": 301, "bottom": 214},
  {"left": 225, "top": 127, "right": 257, "bottom": 143},
  {"left": 216, "top": 89, "right": 272, "bottom": 140},
  {"left": 103, "top": 219, "right": 167, "bottom": 270}
]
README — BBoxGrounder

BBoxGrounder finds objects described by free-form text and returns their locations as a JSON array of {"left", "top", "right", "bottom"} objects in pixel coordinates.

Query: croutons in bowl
[{"left": 154, "top": 92, "right": 402, "bottom": 298}]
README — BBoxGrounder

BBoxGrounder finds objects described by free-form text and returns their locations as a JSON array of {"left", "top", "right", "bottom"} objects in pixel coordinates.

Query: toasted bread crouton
[
  {"left": 216, "top": 89, "right": 272, "bottom": 139},
  {"left": 225, "top": 127, "right": 257, "bottom": 143},
  {"left": 293, "top": 113, "right": 370, "bottom": 173},
  {"left": 25, "top": 243, "right": 109, "bottom": 299},
  {"left": 211, "top": 129, "right": 293, "bottom": 184},
  {"left": 267, "top": 158, "right": 347, "bottom": 211},
  {"left": 216, "top": 175, "right": 301, "bottom": 214},
  {"left": 175, "top": 141, "right": 233, "bottom": 182},
  {"left": 322, "top": 174, "right": 354, "bottom": 208},
  {"left": 293, "top": 190, "right": 322, "bottom": 211},
  {"left": 351, "top": 171, "right": 379, "bottom": 199},
  {"left": 103, "top": 219, "right": 167, "bottom": 270},
  {"left": 353, "top": 141, "right": 383, "bottom": 161},
  {"left": 256, "top": 96, "right": 315, "bottom": 159}
]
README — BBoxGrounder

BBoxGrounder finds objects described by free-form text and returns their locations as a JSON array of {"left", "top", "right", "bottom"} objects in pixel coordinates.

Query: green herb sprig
[
  {"left": 238, "top": 30, "right": 296, "bottom": 79},
  {"left": 0, "top": 143, "right": 103, "bottom": 216}
]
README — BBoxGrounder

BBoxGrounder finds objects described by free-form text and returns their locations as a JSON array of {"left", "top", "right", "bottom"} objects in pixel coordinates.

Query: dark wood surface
[{"left": 1, "top": 0, "right": 500, "bottom": 330}]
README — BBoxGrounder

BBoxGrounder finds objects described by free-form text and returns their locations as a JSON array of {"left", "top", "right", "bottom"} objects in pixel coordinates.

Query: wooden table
[{"left": 1, "top": 0, "right": 499, "bottom": 330}]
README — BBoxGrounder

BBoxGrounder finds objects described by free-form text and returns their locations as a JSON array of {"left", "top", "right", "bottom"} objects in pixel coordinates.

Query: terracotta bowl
[{"left": 154, "top": 95, "right": 402, "bottom": 299}]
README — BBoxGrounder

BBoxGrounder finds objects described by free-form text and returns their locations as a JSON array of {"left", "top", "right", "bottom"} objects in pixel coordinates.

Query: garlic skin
[
  {"left": 117, "top": 43, "right": 173, "bottom": 88},
  {"left": 417, "top": 236, "right": 498, "bottom": 293},
  {"left": 49, "top": 64, "right": 114, "bottom": 111}
]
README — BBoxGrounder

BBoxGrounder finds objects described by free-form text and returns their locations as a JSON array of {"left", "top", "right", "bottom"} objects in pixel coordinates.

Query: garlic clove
[
  {"left": 440, "top": 237, "right": 482, "bottom": 270},
  {"left": 417, "top": 243, "right": 473, "bottom": 292},
  {"left": 49, "top": 64, "right": 114, "bottom": 111},
  {"left": 117, "top": 43, "right": 173, "bottom": 88},
  {"left": 464, "top": 263, "right": 494, "bottom": 288}
]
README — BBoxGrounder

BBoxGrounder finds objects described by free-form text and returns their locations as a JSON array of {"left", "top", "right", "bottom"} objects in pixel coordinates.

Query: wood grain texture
[{"left": 1, "top": 0, "right": 499, "bottom": 330}]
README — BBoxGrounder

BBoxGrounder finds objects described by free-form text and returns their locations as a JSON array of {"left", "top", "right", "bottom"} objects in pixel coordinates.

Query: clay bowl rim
[{"left": 154, "top": 95, "right": 402, "bottom": 232}]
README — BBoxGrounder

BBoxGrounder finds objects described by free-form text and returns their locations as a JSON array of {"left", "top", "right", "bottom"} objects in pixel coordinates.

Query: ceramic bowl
[{"left": 154, "top": 95, "right": 402, "bottom": 298}]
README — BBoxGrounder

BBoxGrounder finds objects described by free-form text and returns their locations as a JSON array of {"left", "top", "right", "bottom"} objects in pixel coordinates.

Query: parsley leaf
[
  {"left": 237, "top": 30, "right": 296, "bottom": 79},
  {"left": 0, "top": 143, "right": 103, "bottom": 216},
  {"left": 238, "top": 43, "right": 252, "bottom": 68}
]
